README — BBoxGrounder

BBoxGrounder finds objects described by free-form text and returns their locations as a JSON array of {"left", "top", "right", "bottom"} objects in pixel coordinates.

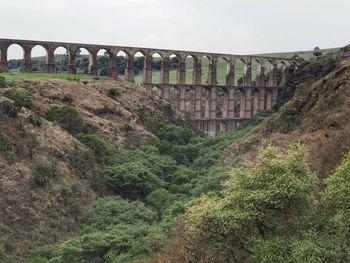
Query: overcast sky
[{"left": 1, "top": 0, "right": 349, "bottom": 58}]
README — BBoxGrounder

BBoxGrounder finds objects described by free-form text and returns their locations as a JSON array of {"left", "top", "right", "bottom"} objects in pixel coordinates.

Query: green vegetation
[
  {"left": 3, "top": 89, "right": 33, "bottom": 109},
  {"left": 46, "top": 105, "right": 85, "bottom": 135},
  {"left": 32, "top": 163, "right": 58, "bottom": 186},
  {"left": 184, "top": 145, "right": 350, "bottom": 262},
  {"left": 0, "top": 76, "right": 6, "bottom": 88},
  {"left": 23, "top": 113, "right": 269, "bottom": 262}
]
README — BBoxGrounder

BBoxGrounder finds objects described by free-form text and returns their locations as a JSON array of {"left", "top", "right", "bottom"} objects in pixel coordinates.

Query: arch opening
[
  {"left": 7, "top": 44, "right": 24, "bottom": 72},
  {"left": 185, "top": 55, "right": 194, "bottom": 85},
  {"left": 169, "top": 54, "right": 180, "bottom": 85},
  {"left": 54, "top": 46, "right": 68, "bottom": 73},
  {"left": 117, "top": 50, "right": 127, "bottom": 80},
  {"left": 217, "top": 57, "right": 228, "bottom": 86},
  {"left": 201, "top": 56, "right": 210, "bottom": 85},
  {"left": 75, "top": 48, "right": 90, "bottom": 74},
  {"left": 31, "top": 45, "right": 47, "bottom": 73},
  {"left": 97, "top": 49, "right": 110, "bottom": 76},
  {"left": 134, "top": 51, "right": 145, "bottom": 84},
  {"left": 151, "top": 52, "right": 162, "bottom": 84},
  {"left": 234, "top": 59, "right": 245, "bottom": 86}
]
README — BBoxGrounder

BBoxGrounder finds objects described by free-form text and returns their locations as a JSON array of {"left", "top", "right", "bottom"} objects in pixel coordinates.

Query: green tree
[{"left": 185, "top": 144, "right": 318, "bottom": 262}]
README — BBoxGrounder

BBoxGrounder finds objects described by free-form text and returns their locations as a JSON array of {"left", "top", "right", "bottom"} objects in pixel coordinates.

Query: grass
[
  {"left": 1, "top": 48, "right": 339, "bottom": 85},
  {"left": 0, "top": 73, "right": 107, "bottom": 82}
]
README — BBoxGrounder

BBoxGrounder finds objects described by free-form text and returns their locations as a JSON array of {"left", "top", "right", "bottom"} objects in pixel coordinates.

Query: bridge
[{"left": 0, "top": 38, "right": 297, "bottom": 136}]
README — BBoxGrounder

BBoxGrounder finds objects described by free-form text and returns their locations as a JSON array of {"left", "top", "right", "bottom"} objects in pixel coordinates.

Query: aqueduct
[{"left": 0, "top": 38, "right": 297, "bottom": 136}]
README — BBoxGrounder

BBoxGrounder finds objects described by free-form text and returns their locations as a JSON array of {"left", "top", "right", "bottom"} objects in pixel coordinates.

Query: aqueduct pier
[{"left": 0, "top": 38, "right": 297, "bottom": 136}]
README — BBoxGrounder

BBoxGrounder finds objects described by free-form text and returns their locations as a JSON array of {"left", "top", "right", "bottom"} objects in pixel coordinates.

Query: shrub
[
  {"left": 108, "top": 87, "right": 120, "bottom": 97},
  {"left": 3, "top": 89, "right": 33, "bottom": 109},
  {"left": 102, "top": 161, "right": 166, "bottom": 199},
  {"left": 0, "top": 100, "right": 20, "bottom": 118},
  {"left": 76, "top": 133, "right": 115, "bottom": 163},
  {"left": 46, "top": 106, "right": 85, "bottom": 134},
  {"left": 62, "top": 94, "right": 74, "bottom": 104},
  {"left": 27, "top": 113, "right": 42, "bottom": 127},
  {"left": 32, "top": 163, "right": 58, "bottom": 186},
  {"left": 3, "top": 151, "right": 17, "bottom": 164},
  {"left": 0, "top": 76, "right": 6, "bottom": 88}
]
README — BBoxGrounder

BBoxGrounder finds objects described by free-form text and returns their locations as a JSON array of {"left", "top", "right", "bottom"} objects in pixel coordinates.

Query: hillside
[{"left": 0, "top": 79, "right": 173, "bottom": 262}]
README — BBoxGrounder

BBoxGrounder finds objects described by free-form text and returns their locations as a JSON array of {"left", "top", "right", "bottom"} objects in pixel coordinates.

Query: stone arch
[
  {"left": 216, "top": 86, "right": 226, "bottom": 118},
  {"left": 234, "top": 58, "right": 245, "bottom": 86},
  {"left": 53, "top": 46, "right": 68, "bottom": 73},
  {"left": 217, "top": 56, "right": 229, "bottom": 86},
  {"left": 217, "top": 120, "right": 228, "bottom": 134},
  {"left": 265, "top": 88, "right": 273, "bottom": 110},
  {"left": 31, "top": 45, "right": 48, "bottom": 73},
  {"left": 184, "top": 86, "right": 194, "bottom": 117},
  {"left": 185, "top": 54, "right": 195, "bottom": 85},
  {"left": 251, "top": 88, "right": 260, "bottom": 116},
  {"left": 7, "top": 43, "right": 24, "bottom": 72},
  {"left": 169, "top": 86, "right": 179, "bottom": 106},
  {"left": 151, "top": 85, "right": 162, "bottom": 97},
  {"left": 254, "top": 58, "right": 266, "bottom": 86},
  {"left": 116, "top": 50, "right": 129, "bottom": 80},
  {"left": 169, "top": 53, "right": 181, "bottom": 84},
  {"left": 133, "top": 50, "right": 145, "bottom": 84},
  {"left": 201, "top": 86, "right": 210, "bottom": 118},
  {"left": 97, "top": 48, "right": 111, "bottom": 76},
  {"left": 74, "top": 47, "right": 91, "bottom": 74},
  {"left": 235, "top": 87, "right": 246, "bottom": 118},
  {"left": 151, "top": 52, "right": 162, "bottom": 84},
  {"left": 200, "top": 55, "right": 211, "bottom": 85}
]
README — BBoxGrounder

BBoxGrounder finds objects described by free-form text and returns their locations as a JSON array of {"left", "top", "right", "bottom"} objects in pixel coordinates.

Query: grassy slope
[{"left": 1, "top": 48, "right": 339, "bottom": 85}]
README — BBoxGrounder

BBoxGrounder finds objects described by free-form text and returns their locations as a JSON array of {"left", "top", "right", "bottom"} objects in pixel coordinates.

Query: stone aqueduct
[{"left": 0, "top": 38, "right": 296, "bottom": 136}]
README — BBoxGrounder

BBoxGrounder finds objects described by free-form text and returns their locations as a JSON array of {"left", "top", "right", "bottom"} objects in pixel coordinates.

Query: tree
[
  {"left": 185, "top": 144, "right": 318, "bottom": 262},
  {"left": 313, "top": 47, "right": 322, "bottom": 59}
]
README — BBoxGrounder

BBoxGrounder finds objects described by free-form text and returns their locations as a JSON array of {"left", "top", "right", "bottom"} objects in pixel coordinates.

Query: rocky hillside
[
  {"left": 0, "top": 79, "right": 171, "bottom": 261},
  {"left": 220, "top": 45, "right": 350, "bottom": 179}
]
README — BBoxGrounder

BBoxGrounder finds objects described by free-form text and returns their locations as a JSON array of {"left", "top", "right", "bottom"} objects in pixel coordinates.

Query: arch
[
  {"left": 251, "top": 88, "right": 260, "bottom": 116},
  {"left": 218, "top": 120, "right": 228, "bottom": 134},
  {"left": 133, "top": 51, "right": 145, "bottom": 84},
  {"left": 234, "top": 58, "right": 245, "bottom": 86},
  {"left": 53, "top": 46, "right": 68, "bottom": 73},
  {"left": 234, "top": 88, "right": 246, "bottom": 118},
  {"left": 97, "top": 49, "right": 110, "bottom": 76},
  {"left": 7, "top": 43, "right": 24, "bottom": 72},
  {"left": 169, "top": 86, "right": 179, "bottom": 107},
  {"left": 151, "top": 52, "right": 162, "bottom": 84},
  {"left": 200, "top": 55, "right": 210, "bottom": 85},
  {"left": 185, "top": 86, "right": 194, "bottom": 117},
  {"left": 31, "top": 45, "right": 48, "bottom": 73},
  {"left": 251, "top": 58, "right": 260, "bottom": 86},
  {"left": 185, "top": 55, "right": 195, "bottom": 85},
  {"left": 74, "top": 47, "right": 90, "bottom": 74},
  {"left": 169, "top": 53, "right": 181, "bottom": 84},
  {"left": 216, "top": 57, "right": 228, "bottom": 86},
  {"left": 116, "top": 50, "right": 129, "bottom": 80},
  {"left": 201, "top": 87, "right": 210, "bottom": 118},
  {"left": 265, "top": 88, "right": 273, "bottom": 110},
  {"left": 151, "top": 85, "right": 162, "bottom": 97},
  {"left": 216, "top": 86, "right": 226, "bottom": 118}
]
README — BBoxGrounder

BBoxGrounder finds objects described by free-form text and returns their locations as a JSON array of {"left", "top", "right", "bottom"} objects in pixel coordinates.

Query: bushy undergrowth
[
  {"left": 46, "top": 105, "right": 85, "bottom": 135},
  {"left": 24, "top": 114, "right": 268, "bottom": 263}
]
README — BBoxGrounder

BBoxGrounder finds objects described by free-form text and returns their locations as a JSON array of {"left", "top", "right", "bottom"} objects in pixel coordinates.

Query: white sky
[{"left": 1, "top": 0, "right": 349, "bottom": 59}]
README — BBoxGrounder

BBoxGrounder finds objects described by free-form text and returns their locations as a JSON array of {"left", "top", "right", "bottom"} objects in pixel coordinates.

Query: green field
[
  {"left": 0, "top": 72, "right": 108, "bottom": 82},
  {"left": 1, "top": 48, "right": 339, "bottom": 85}
]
